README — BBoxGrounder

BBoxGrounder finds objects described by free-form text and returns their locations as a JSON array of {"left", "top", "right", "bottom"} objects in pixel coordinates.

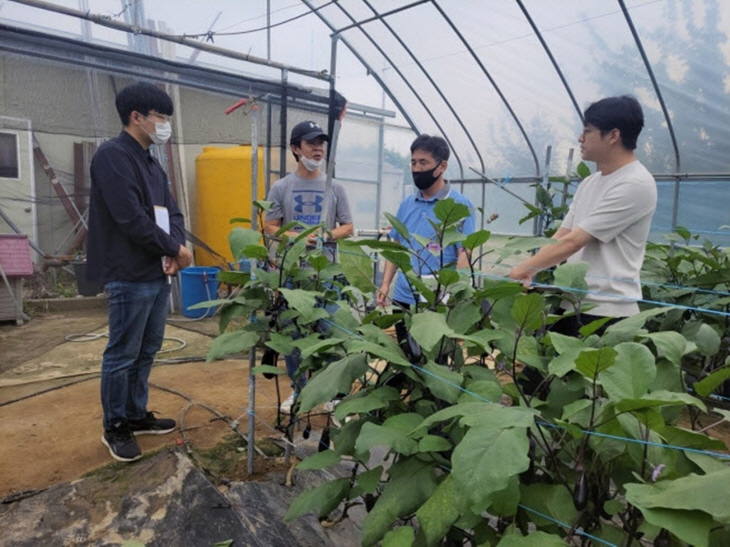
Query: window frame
[{"left": 0, "top": 131, "right": 21, "bottom": 180}]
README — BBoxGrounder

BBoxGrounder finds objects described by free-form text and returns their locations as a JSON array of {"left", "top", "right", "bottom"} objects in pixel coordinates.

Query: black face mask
[{"left": 412, "top": 162, "right": 442, "bottom": 190}]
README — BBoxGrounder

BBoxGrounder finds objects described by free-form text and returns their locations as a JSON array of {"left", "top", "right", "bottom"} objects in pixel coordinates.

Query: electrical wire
[{"left": 170, "top": 0, "right": 338, "bottom": 40}]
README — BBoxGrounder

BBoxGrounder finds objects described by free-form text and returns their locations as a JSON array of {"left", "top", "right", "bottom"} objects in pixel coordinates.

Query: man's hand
[
  {"left": 376, "top": 284, "right": 390, "bottom": 307},
  {"left": 508, "top": 265, "right": 535, "bottom": 288},
  {"left": 163, "top": 256, "right": 180, "bottom": 275},
  {"left": 175, "top": 244, "right": 193, "bottom": 269}
]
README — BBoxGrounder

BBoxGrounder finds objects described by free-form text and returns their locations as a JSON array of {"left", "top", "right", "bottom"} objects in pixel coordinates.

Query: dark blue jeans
[{"left": 101, "top": 279, "right": 170, "bottom": 430}]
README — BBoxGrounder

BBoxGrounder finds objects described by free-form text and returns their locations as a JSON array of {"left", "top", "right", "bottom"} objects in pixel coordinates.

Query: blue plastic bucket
[{"left": 180, "top": 266, "right": 219, "bottom": 318}]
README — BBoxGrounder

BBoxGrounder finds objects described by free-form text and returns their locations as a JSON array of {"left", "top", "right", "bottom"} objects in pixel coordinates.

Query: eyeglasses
[{"left": 142, "top": 111, "right": 171, "bottom": 122}]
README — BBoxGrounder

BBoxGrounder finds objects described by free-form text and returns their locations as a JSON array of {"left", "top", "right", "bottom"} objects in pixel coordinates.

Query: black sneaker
[
  {"left": 129, "top": 411, "right": 176, "bottom": 436},
  {"left": 102, "top": 421, "right": 142, "bottom": 463}
]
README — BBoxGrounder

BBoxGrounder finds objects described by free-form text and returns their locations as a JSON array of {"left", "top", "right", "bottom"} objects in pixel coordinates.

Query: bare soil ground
[{"left": 0, "top": 304, "right": 297, "bottom": 499}]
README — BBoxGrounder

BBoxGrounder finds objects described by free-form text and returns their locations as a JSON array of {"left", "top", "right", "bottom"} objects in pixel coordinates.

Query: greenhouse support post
[{"left": 248, "top": 105, "right": 259, "bottom": 475}]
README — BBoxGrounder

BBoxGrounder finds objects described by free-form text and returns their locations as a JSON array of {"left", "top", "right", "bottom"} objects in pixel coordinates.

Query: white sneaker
[
  {"left": 324, "top": 399, "right": 341, "bottom": 427},
  {"left": 280, "top": 392, "right": 297, "bottom": 414}
]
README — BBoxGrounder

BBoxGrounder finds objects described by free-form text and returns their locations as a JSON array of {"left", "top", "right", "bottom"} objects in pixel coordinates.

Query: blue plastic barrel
[{"left": 180, "top": 266, "right": 219, "bottom": 318}]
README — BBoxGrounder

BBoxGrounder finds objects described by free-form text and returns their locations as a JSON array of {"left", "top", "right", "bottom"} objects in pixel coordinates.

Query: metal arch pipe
[
  {"left": 300, "top": 0, "right": 420, "bottom": 135},
  {"left": 325, "top": 1, "right": 465, "bottom": 179},
  {"left": 334, "top": 0, "right": 431, "bottom": 35},
  {"left": 515, "top": 0, "right": 584, "bottom": 124},
  {"left": 431, "top": 0, "right": 539, "bottom": 177},
  {"left": 8, "top": 0, "right": 331, "bottom": 81},
  {"left": 359, "top": 0, "right": 483, "bottom": 177},
  {"left": 617, "top": 0, "right": 681, "bottom": 174}
]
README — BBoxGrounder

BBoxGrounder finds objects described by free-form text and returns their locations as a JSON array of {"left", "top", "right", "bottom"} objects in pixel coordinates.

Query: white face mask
[
  {"left": 301, "top": 155, "right": 324, "bottom": 172},
  {"left": 142, "top": 115, "right": 172, "bottom": 145},
  {"left": 149, "top": 121, "right": 172, "bottom": 145}
]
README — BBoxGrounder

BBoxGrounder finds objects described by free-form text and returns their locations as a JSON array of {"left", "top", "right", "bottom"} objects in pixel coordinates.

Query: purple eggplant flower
[
  {"left": 426, "top": 242, "right": 441, "bottom": 252},
  {"left": 650, "top": 464, "right": 665, "bottom": 482}
]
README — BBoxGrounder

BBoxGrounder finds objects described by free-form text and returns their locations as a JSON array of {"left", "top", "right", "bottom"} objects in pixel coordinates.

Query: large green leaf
[
  {"left": 549, "top": 332, "right": 586, "bottom": 354},
  {"left": 385, "top": 212, "right": 409, "bottom": 242},
  {"left": 411, "top": 402, "right": 493, "bottom": 434},
  {"left": 463, "top": 229, "right": 491, "bottom": 251},
  {"left": 457, "top": 329, "right": 503, "bottom": 353},
  {"left": 330, "top": 417, "right": 369, "bottom": 456},
  {"left": 436, "top": 268, "right": 460, "bottom": 287},
  {"left": 382, "top": 526, "right": 415, "bottom": 547},
  {"left": 381, "top": 249, "right": 413, "bottom": 274},
  {"left": 496, "top": 532, "right": 568, "bottom": 547},
  {"left": 410, "top": 311, "right": 455, "bottom": 351},
  {"left": 576, "top": 161, "right": 591, "bottom": 178},
  {"left": 348, "top": 339, "right": 411, "bottom": 368},
  {"left": 361, "top": 458, "right": 438, "bottom": 547},
  {"left": 281, "top": 237, "right": 308, "bottom": 271},
  {"left": 693, "top": 366, "right": 730, "bottom": 397},
  {"left": 415, "top": 475, "right": 461, "bottom": 546},
  {"left": 520, "top": 483, "right": 579, "bottom": 532},
  {"left": 547, "top": 347, "right": 583, "bottom": 376},
  {"left": 216, "top": 270, "right": 250, "bottom": 286},
  {"left": 496, "top": 236, "right": 556, "bottom": 260},
  {"left": 296, "top": 450, "right": 341, "bottom": 470},
  {"left": 418, "top": 435, "right": 453, "bottom": 452},
  {"left": 457, "top": 380, "right": 502, "bottom": 404},
  {"left": 277, "top": 287, "right": 317, "bottom": 314},
  {"left": 284, "top": 477, "right": 350, "bottom": 521},
  {"left": 459, "top": 405, "right": 536, "bottom": 429},
  {"left": 334, "top": 387, "right": 402, "bottom": 420},
  {"left": 434, "top": 198, "right": 471, "bottom": 226},
  {"left": 683, "top": 321, "right": 722, "bottom": 356},
  {"left": 487, "top": 475, "right": 520, "bottom": 517},
  {"left": 299, "top": 338, "right": 342, "bottom": 359},
  {"left": 452, "top": 425, "right": 530, "bottom": 512},
  {"left": 228, "top": 227, "right": 262, "bottom": 260},
  {"left": 355, "top": 424, "right": 418, "bottom": 456},
  {"left": 206, "top": 330, "right": 259, "bottom": 362},
  {"left": 604, "top": 307, "right": 670, "bottom": 333},
  {"left": 599, "top": 342, "right": 656, "bottom": 399},
  {"left": 241, "top": 244, "right": 269, "bottom": 260},
  {"left": 446, "top": 301, "right": 481, "bottom": 334},
  {"left": 640, "top": 332, "right": 691, "bottom": 367},
  {"left": 383, "top": 412, "right": 425, "bottom": 433},
  {"left": 421, "top": 361, "right": 464, "bottom": 403},
  {"left": 637, "top": 506, "right": 714, "bottom": 547},
  {"left": 356, "top": 465, "right": 384, "bottom": 494},
  {"left": 338, "top": 239, "right": 377, "bottom": 293},
  {"left": 297, "top": 353, "right": 370, "bottom": 413},
  {"left": 553, "top": 261, "right": 589, "bottom": 292},
  {"left": 661, "top": 427, "right": 727, "bottom": 452},
  {"left": 574, "top": 346, "right": 617, "bottom": 378},
  {"left": 615, "top": 390, "right": 706, "bottom": 413},
  {"left": 511, "top": 293, "right": 545, "bottom": 333},
  {"left": 266, "top": 332, "right": 295, "bottom": 355}
]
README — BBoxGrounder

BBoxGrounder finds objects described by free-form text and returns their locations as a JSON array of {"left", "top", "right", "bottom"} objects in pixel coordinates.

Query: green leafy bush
[{"left": 209, "top": 201, "right": 730, "bottom": 547}]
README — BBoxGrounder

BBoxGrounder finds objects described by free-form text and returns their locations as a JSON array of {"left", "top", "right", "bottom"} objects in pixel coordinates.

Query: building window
[{"left": 0, "top": 132, "right": 20, "bottom": 179}]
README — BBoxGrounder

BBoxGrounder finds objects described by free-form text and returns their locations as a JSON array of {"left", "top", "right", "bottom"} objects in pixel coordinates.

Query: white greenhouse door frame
[{"left": 0, "top": 117, "right": 38, "bottom": 257}]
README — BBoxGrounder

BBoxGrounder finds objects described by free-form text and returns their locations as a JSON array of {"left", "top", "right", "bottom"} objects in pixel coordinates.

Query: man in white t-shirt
[{"left": 509, "top": 95, "right": 657, "bottom": 336}]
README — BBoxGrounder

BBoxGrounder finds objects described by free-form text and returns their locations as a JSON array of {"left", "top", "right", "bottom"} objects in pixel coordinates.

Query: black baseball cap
[{"left": 290, "top": 121, "right": 329, "bottom": 144}]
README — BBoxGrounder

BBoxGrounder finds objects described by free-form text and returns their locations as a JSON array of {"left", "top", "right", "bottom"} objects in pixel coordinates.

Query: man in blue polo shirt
[{"left": 377, "top": 135, "right": 475, "bottom": 345}]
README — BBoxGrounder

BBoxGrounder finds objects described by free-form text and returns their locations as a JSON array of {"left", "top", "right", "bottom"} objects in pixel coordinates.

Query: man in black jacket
[{"left": 87, "top": 82, "right": 192, "bottom": 462}]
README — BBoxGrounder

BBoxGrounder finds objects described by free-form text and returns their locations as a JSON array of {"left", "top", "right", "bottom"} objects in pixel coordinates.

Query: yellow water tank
[{"left": 194, "top": 145, "right": 266, "bottom": 266}]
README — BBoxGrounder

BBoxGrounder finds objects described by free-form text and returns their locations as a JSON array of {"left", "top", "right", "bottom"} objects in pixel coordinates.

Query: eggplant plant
[{"left": 207, "top": 201, "right": 730, "bottom": 547}]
